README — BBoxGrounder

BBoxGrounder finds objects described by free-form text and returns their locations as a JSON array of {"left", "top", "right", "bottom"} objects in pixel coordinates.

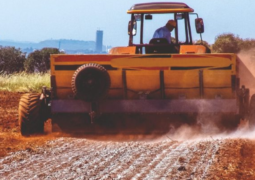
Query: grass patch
[{"left": 0, "top": 72, "right": 50, "bottom": 92}]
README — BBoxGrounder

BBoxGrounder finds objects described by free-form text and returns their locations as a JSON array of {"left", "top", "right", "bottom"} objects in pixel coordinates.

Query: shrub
[{"left": 212, "top": 33, "right": 240, "bottom": 53}]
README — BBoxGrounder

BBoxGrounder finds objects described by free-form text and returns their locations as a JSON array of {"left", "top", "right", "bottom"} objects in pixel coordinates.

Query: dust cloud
[
  {"left": 48, "top": 114, "right": 255, "bottom": 143},
  {"left": 162, "top": 116, "right": 255, "bottom": 142},
  {"left": 238, "top": 48, "right": 255, "bottom": 76}
]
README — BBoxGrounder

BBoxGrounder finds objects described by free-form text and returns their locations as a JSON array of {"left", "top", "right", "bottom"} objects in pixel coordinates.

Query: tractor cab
[{"left": 127, "top": 2, "right": 206, "bottom": 54}]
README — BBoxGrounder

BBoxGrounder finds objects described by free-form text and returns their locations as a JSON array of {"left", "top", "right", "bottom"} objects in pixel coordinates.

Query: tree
[
  {"left": 0, "top": 46, "right": 26, "bottom": 74},
  {"left": 25, "top": 48, "right": 63, "bottom": 73},
  {"left": 212, "top": 33, "right": 240, "bottom": 53}
]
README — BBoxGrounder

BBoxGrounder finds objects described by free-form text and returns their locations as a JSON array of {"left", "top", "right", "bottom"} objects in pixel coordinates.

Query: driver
[{"left": 152, "top": 20, "right": 176, "bottom": 43}]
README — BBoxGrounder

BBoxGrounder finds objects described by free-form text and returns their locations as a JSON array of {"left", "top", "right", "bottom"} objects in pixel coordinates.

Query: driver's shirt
[{"left": 152, "top": 26, "right": 171, "bottom": 43}]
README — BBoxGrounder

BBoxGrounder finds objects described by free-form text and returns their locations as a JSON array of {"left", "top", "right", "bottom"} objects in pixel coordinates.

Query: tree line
[
  {"left": 0, "top": 47, "right": 62, "bottom": 74},
  {"left": 1, "top": 33, "right": 255, "bottom": 74}
]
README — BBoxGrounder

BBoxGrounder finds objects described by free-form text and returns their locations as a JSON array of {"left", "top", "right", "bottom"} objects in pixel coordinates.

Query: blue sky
[{"left": 0, "top": 0, "right": 254, "bottom": 47}]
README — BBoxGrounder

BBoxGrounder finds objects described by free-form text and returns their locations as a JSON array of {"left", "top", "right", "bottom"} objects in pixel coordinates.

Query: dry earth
[{"left": 1, "top": 91, "right": 255, "bottom": 179}]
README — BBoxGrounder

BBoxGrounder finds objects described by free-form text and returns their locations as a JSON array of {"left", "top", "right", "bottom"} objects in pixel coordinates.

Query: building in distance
[{"left": 95, "top": 30, "right": 103, "bottom": 53}]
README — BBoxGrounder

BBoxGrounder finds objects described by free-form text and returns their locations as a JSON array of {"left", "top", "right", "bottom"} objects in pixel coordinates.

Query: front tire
[{"left": 19, "top": 93, "right": 45, "bottom": 136}]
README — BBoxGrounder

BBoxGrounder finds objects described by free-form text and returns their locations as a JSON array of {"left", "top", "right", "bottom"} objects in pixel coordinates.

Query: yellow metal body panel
[
  {"left": 109, "top": 46, "right": 136, "bottom": 55},
  {"left": 203, "top": 70, "right": 233, "bottom": 98},
  {"left": 110, "top": 55, "right": 232, "bottom": 68},
  {"left": 51, "top": 53, "right": 236, "bottom": 100},
  {"left": 180, "top": 45, "right": 206, "bottom": 54},
  {"left": 164, "top": 70, "right": 200, "bottom": 99}
]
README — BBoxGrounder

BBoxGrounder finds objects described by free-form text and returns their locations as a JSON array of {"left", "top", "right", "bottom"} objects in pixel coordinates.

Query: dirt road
[{"left": 1, "top": 92, "right": 255, "bottom": 179}]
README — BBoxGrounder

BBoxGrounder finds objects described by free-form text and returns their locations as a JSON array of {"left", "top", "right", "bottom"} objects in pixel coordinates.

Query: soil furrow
[
  {"left": 160, "top": 141, "right": 198, "bottom": 179},
  {"left": 115, "top": 141, "right": 176, "bottom": 179},
  {"left": 143, "top": 141, "right": 192, "bottom": 179}
]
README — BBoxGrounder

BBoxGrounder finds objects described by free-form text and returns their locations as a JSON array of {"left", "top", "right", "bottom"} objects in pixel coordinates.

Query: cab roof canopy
[{"left": 127, "top": 2, "right": 194, "bottom": 14}]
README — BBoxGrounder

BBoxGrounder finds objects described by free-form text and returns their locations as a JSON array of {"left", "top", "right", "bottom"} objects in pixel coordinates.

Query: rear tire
[
  {"left": 19, "top": 93, "right": 45, "bottom": 136},
  {"left": 71, "top": 63, "right": 110, "bottom": 101}
]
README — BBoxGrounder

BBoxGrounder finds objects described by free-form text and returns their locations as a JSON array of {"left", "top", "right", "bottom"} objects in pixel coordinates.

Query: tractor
[{"left": 18, "top": 2, "right": 255, "bottom": 135}]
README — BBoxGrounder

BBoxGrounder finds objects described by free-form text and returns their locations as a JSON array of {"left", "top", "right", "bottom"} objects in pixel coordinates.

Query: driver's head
[{"left": 166, "top": 20, "right": 176, "bottom": 31}]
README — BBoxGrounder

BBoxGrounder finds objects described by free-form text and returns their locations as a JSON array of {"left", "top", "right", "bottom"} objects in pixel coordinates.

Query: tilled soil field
[
  {"left": 0, "top": 91, "right": 21, "bottom": 133},
  {"left": 1, "top": 136, "right": 255, "bottom": 179},
  {"left": 1, "top": 91, "right": 255, "bottom": 179}
]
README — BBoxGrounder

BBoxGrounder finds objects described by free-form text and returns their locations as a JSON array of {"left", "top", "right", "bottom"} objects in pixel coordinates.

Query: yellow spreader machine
[{"left": 18, "top": 2, "right": 255, "bottom": 135}]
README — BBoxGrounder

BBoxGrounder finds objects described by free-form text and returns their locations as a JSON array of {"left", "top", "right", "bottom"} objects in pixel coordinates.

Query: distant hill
[
  {"left": 0, "top": 40, "right": 37, "bottom": 49},
  {"left": 38, "top": 39, "right": 96, "bottom": 51},
  {"left": 0, "top": 39, "right": 108, "bottom": 54}
]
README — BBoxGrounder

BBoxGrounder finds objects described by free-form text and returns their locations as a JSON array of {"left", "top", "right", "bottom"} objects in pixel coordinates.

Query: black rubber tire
[
  {"left": 71, "top": 63, "right": 110, "bottom": 101},
  {"left": 249, "top": 94, "right": 255, "bottom": 128},
  {"left": 19, "top": 93, "right": 44, "bottom": 136}
]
